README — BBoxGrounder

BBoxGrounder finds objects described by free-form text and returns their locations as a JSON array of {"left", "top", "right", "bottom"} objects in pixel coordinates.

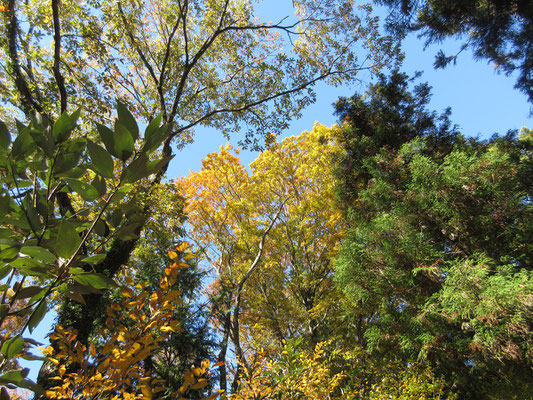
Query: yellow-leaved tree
[
  {"left": 42, "top": 243, "right": 218, "bottom": 400},
  {"left": 176, "top": 123, "right": 346, "bottom": 394}
]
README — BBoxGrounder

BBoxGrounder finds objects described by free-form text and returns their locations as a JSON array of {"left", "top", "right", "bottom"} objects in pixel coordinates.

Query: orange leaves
[{"left": 44, "top": 242, "right": 212, "bottom": 400}]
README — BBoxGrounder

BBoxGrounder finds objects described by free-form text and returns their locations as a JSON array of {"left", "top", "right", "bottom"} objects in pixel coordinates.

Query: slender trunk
[{"left": 217, "top": 310, "right": 232, "bottom": 395}]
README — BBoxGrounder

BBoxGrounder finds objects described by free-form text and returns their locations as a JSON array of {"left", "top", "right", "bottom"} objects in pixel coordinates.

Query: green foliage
[
  {"left": 334, "top": 74, "right": 533, "bottom": 398},
  {"left": 0, "top": 105, "right": 170, "bottom": 394}
]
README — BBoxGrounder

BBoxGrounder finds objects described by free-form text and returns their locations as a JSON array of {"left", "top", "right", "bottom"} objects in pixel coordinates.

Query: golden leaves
[{"left": 44, "top": 242, "right": 215, "bottom": 400}]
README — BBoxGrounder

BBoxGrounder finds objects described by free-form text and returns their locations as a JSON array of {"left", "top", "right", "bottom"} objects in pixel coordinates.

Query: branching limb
[{"left": 5, "top": 0, "right": 42, "bottom": 114}]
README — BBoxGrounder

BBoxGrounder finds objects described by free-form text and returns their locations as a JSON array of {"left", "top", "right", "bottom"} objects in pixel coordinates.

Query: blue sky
[{"left": 168, "top": 1, "right": 531, "bottom": 179}]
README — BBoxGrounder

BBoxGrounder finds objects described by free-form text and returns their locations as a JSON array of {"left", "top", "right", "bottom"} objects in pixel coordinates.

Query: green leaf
[
  {"left": 87, "top": 140, "right": 114, "bottom": 178},
  {"left": 117, "top": 101, "right": 139, "bottom": 140},
  {"left": 11, "top": 131, "right": 34, "bottom": 160},
  {"left": 27, "top": 300, "right": 47, "bottom": 333},
  {"left": 53, "top": 140, "right": 85, "bottom": 174},
  {"left": 0, "top": 120, "right": 11, "bottom": 151},
  {"left": 20, "top": 353, "right": 45, "bottom": 361},
  {"left": 20, "top": 246, "right": 58, "bottom": 263},
  {"left": 29, "top": 128, "right": 54, "bottom": 158},
  {"left": 91, "top": 175, "right": 107, "bottom": 197},
  {"left": 82, "top": 254, "right": 107, "bottom": 265},
  {"left": 96, "top": 123, "right": 116, "bottom": 157},
  {"left": 146, "top": 155, "right": 173, "bottom": 176},
  {"left": 94, "top": 219, "right": 109, "bottom": 237},
  {"left": 121, "top": 153, "right": 148, "bottom": 183},
  {"left": 142, "top": 123, "right": 169, "bottom": 154},
  {"left": 110, "top": 209, "right": 122, "bottom": 227},
  {"left": 0, "top": 196, "right": 10, "bottom": 225},
  {"left": 114, "top": 121, "right": 134, "bottom": 161},
  {"left": 0, "top": 264, "right": 12, "bottom": 280},
  {"left": 1, "top": 336, "right": 24, "bottom": 358},
  {"left": 0, "top": 305, "right": 8, "bottom": 319},
  {"left": 66, "top": 291, "right": 86, "bottom": 305},
  {"left": 73, "top": 273, "right": 116, "bottom": 289},
  {"left": 55, "top": 221, "right": 81, "bottom": 259},
  {"left": 10, "top": 257, "right": 48, "bottom": 278},
  {"left": 14, "top": 286, "right": 43, "bottom": 300},
  {"left": 0, "top": 369, "right": 29, "bottom": 384},
  {"left": 14, "top": 378, "right": 45, "bottom": 395},
  {"left": 52, "top": 108, "right": 81, "bottom": 144},
  {"left": 65, "top": 178, "right": 99, "bottom": 201},
  {"left": 144, "top": 113, "right": 162, "bottom": 140},
  {"left": 23, "top": 194, "right": 41, "bottom": 232}
]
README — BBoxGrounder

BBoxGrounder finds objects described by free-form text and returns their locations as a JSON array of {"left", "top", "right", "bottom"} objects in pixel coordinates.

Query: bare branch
[
  {"left": 52, "top": 0, "right": 67, "bottom": 113},
  {"left": 117, "top": 1, "right": 167, "bottom": 119}
]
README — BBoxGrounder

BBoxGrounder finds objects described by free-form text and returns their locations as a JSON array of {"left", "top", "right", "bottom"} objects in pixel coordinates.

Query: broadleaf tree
[
  {"left": 0, "top": 0, "right": 401, "bottom": 389},
  {"left": 0, "top": 0, "right": 403, "bottom": 393},
  {"left": 177, "top": 123, "right": 346, "bottom": 394}
]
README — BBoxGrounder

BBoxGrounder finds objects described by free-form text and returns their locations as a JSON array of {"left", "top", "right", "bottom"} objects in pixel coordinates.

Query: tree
[
  {"left": 334, "top": 73, "right": 533, "bottom": 398},
  {"left": 42, "top": 242, "right": 218, "bottom": 400},
  {"left": 0, "top": 105, "right": 172, "bottom": 395},
  {"left": 376, "top": 0, "right": 533, "bottom": 105},
  {"left": 0, "top": 0, "right": 400, "bottom": 387},
  {"left": 176, "top": 123, "right": 346, "bottom": 394}
]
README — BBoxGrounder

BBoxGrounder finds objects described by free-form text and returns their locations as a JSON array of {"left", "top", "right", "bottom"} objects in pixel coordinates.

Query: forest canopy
[{"left": 0, "top": 0, "right": 531, "bottom": 399}]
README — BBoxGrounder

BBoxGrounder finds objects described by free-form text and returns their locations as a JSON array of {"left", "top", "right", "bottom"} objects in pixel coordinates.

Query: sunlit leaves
[
  {"left": 0, "top": 104, "right": 171, "bottom": 395},
  {"left": 44, "top": 243, "right": 215, "bottom": 400}
]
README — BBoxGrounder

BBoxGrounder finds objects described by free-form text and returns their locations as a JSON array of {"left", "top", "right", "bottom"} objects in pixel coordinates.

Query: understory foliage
[{"left": 42, "top": 243, "right": 215, "bottom": 400}]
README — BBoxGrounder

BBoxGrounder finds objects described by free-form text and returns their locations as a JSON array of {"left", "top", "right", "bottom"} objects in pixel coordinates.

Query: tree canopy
[
  {"left": 0, "top": 0, "right": 531, "bottom": 399},
  {"left": 377, "top": 0, "right": 533, "bottom": 105}
]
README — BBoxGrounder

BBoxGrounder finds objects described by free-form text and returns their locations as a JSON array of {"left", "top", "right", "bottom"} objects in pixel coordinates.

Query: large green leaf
[
  {"left": 73, "top": 273, "right": 116, "bottom": 289},
  {"left": 87, "top": 140, "right": 114, "bottom": 178},
  {"left": 0, "top": 196, "right": 10, "bottom": 225},
  {"left": 0, "top": 368, "right": 29, "bottom": 383},
  {"left": 23, "top": 194, "right": 41, "bottom": 232},
  {"left": 91, "top": 175, "right": 107, "bottom": 197},
  {"left": 14, "top": 286, "right": 43, "bottom": 300},
  {"left": 52, "top": 108, "right": 81, "bottom": 144},
  {"left": 53, "top": 140, "right": 85, "bottom": 174},
  {"left": 27, "top": 300, "right": 47, "bottom": 334},
  {"left": 117, "top": 101, "right": 139, "bottom": 140},
  {"left": 55, "top": 220, "right": 81, "bottom": 259},
  {"left": 142, "top": 120, "right": 169, "bottom": 154},
  {"left": 1, "top": 336, "right": 24, "bottom": 358},
  {"left": 20, "top": 246, "right": 58, "bottom": 263},
  {"left": 0, "top": 120, "right": 11, "bottom": 151},
  {"left": 65, "top": 178, "right": 100, "bottom": 201},
  {"left": 29, "top": 128, "right": 54, "bottom": 158},
  {"left": 96, "top": 123, "right": 116, "bottom": 156},
  {"left": 114, "top": 121, "right": 134, "bottom": 161},
  {"left": 11, "top": 131, "right": 34, "bottom": 160},
  {"left": 81, "top": 254, "right": 107, "bottom": 265}
]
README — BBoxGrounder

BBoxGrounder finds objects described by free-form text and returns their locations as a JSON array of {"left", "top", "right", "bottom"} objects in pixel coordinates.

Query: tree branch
[
  {"left": 5, "top": 0, "right": 42, "bottom": 114},
  {"left": 52, "top": 0, "right": 67, "bottom": 113}
]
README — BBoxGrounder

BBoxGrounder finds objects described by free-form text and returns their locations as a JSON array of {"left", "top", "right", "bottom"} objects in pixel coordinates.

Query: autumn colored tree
[
  {"left": 0, "top": 1, "right": 401, "bottom": 389},
  {"left": 42, "top": 242, "right": 218, "bottom": 400},
  {"left": 177, "top": 123, "right": 346, "bottom": 394}
]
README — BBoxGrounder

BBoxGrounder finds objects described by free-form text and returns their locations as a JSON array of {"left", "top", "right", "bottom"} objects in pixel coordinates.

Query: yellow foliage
[
  {"left": 231, "top": 342, "right": 346, "bottom": 400},
  {"left": 44, "top": 243, "right": 217, "bottom": 400}
]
